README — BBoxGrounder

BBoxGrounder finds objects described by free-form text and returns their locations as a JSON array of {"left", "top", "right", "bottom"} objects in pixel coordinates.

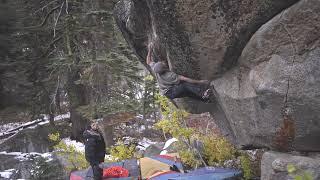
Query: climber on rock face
[{"left": 146, "top": 43, "right": 213, "bottom": 102}]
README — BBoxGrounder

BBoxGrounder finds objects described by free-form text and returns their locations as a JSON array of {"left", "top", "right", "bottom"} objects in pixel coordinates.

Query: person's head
[
  {"left": 153, "top": 61, "right": 168, "bottom": 74},
  {"left": 91, "top": 122, "right": 99, "bottom": 130}
]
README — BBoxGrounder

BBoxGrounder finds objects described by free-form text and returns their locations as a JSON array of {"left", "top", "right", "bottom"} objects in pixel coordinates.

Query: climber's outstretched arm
[
  {"left": 146, "top": 44, "right": 153, "bottom": 66},
  {"left": 179, "top": 75, "right": 209, "bottom": 84}
]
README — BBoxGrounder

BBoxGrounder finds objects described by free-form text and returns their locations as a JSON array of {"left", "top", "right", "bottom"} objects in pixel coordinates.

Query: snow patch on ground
[
  {"left": 54, "top": 113, "right": 70, "bottom": 121},
  {"left": 0, "top": 123, "right": 24, "bottom": 133},
  {"left": 0, "top": 151, "right": 53, "bottom": 162},
  {"left": 137, "top": 137, "right": 158, "bottom": 150},
  {"left": 29, "top": 113, "right": 70, "bottom": 128},
  {"left": 0, "top": 169, "right": 16, "bottom": 178},
  {"left": 0, "top": 113, "right": 70, "bottom": 136},
  {"left": 105, "top": 155, "right": 113, "bottom": 161},
  {"left": 138, "top": 125, "right": 146, "bottom": 132},
  {"left": 61, "top": 138, "right": 85, "bottom": 153},
  {"left": 121, "top": 137, "right": 158, "bottom": 150},
  {"left": 136, "top": 114, "right": 143, "bottom": 119}
]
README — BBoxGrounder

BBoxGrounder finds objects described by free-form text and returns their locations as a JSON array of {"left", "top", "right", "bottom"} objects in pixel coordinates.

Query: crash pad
[
  {"left": 150, "top": 167, "right": 242, "bottom": 180},
  {"left": 140, "top": 155, "right": 183, "bottom": 179}
]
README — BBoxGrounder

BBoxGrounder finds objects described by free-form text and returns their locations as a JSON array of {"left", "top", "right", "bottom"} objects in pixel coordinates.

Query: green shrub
[
  {"left": 154, "top": 94, "right": 192, "bottom": 139},
  {"left": 155, "top": 118, "right": 194, "bottom": 139},
  {"left": 48, "top": 132, "right": 89, "bottom": 172},
  {"left": 154, "top": 95, "right": 238, "bottom": 169},
  {"left": 109, "top": 141, "right": 135, "bottom": 162},
  {"left": 202, "top": 135, "right": 236, "bottom": 166},
  {"left": 240, "top": 154, "right": 253, "bottom": 180},
  {"left": 154, "top": 95, "right": 200, "bottom": 168},
  {"left": 180, "top": 149, "right": 202, "bottom": 169},
  {"left": 48, "top": 132, "right": 60, "bottom": 142}
]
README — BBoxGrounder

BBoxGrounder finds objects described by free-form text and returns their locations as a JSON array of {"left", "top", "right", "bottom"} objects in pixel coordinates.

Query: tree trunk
[
  {"left": 66, "top": 67, "right": 89, "bottom": 141},
  {"left": 65, "top": 20, "right": 89, "bottom": 141},
  {"left": 100, "top": 125, "right": 115, "bottom": 148}
]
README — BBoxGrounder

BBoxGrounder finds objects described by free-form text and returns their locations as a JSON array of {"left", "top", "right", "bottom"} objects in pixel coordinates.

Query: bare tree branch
[
  {"left": 65, "top": 0, "right": 69, "bottom": 14},
  {"left": 24, "top": 5, "right": 60, "bottom": 30},
  {"left": 86, "top": 11, "right": 112, "bottom": 16},
  {"left": 36, "top": 35, "right": 63, "bottom": 58},
  {"left": 54, "top": 1, "right": 65, "bottom": 37},
  {"left": 50, "top": 75, "right": 60, "bottom": 114},
  {"left": 34, "top": 0, "right": 59, "bottom": 14}
]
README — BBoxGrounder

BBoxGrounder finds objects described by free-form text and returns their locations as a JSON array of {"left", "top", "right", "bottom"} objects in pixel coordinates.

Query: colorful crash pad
[
  {"left": 70, "top": 159, "right": 140, "bottom": 180},
  {"left": 70, "top": 156, "right": 242, "bottom": 180},
  {"left": 140, "top": 154, "right": 183, "bottom": 179},
  {"left": 150, "top": 167, "right": 242, "bottom": 180}
]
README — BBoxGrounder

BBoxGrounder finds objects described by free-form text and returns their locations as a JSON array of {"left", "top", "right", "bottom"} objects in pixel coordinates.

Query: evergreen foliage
[
  {"left": 0, "top": 0, "right": 151, "bottom": 140},
  {"left": 29, "top": 156, "right": 65, "bottom": 180},
  {"left": 48, "top": 132, "right": 89, "bottom": 172},
  {"left": 141, "top": 75, "right": 158, "bottom": 120}
]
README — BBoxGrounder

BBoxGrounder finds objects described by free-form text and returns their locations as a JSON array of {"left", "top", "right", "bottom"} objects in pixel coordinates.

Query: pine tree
[{"left": 0, "top": 0, "right": 158, "bottom": 143}]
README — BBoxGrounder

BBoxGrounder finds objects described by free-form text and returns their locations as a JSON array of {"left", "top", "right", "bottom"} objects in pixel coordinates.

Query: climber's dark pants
[{"left": 165, "top": 82, "right": 208, "bottom": 100}]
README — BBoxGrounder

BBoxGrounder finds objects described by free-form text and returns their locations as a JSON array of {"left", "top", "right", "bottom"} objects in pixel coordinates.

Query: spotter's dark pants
[
  {"left": 86, "top": 162, "right": 103, "bottom": 180},
  {"left": 92, "top": 164, "right": 102, "bottom": 180}
]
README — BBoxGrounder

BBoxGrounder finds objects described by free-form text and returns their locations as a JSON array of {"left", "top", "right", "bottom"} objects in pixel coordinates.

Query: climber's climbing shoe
[
  {"left": 209, "top": 80, "right": 215, "bottom": 87},
  {"left": 203, "top": 82, "right": 217, "bottom": 103},
  {"left": 202, "top": 88, "right": 213, "bottom": 99}
]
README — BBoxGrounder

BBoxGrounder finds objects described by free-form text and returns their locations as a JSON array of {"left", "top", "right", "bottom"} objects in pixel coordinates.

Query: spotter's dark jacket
[{"left": 83, "top": 129, "right": 106, "bottom": 165}]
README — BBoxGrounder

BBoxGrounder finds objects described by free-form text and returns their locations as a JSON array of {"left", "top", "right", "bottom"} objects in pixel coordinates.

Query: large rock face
[
  {"left": 114, "top": 0, "right": 320, "bottom": 151},
  {"left": 214, "top": 0, "right": 320, "bottom": 151},
  {"left": 261, "top": 151, "right": 320, "bottom": 180}
]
